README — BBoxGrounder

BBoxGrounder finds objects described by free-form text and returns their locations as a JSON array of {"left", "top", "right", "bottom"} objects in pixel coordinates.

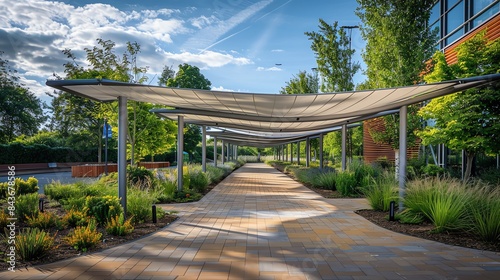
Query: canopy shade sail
[{"left": 46, "top": 73, "right": 500, "bottom": 136}]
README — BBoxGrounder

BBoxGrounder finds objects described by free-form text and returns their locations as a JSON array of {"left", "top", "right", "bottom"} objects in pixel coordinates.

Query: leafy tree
[
  {"left": 280, "top": 70, "right": 319, "bottom": 94},
  {"left": 417, "top": 33, "right": 500, "bottom": 181},
  {"left": 50, "top": 39, "right": 176, "bottom": 164},
  {"left": 304, "top": 19, "right": 362, "bottom": 159},
  {"left": 356, "top": 0, "right": 436, "bottom": 176},
  {"left": 0, "top": 54, "right": 46, "bottom": 143},
  {"left": 158, "top": 65, "right": 175, "bottom": 86},
  {"left": 305, "top": 19, "right": 360, "bottom": 92},
  {"left": 163, "top": 63, "right": 212, "bottom": 159},
  {"left": 166, "top": 63, "right": 211, "bottom": 90}
]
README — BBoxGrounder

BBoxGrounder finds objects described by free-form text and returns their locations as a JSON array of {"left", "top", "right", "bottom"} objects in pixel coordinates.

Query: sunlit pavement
[{"left": 1, "top": 163, "right": 499, "bottom": 279}]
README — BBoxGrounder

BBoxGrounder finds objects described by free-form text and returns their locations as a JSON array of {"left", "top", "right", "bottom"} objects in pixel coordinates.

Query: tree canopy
[
  {"left": 305, "top": 19, "right": 359, "bottom": 92},
  {"left": 417, "top": 32, "right": 500, "bottom": 180},
  {"left": 0, "top": 53, "right": 46, "bottom": 143},
  {"left": 279, "top": 70, "right": 319, "bottom": 94},
  {"left": 166, "top": 63, "right": 211, "bottom": 90}
]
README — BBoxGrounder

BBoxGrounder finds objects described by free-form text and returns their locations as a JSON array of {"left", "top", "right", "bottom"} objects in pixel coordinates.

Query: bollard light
[
  {"left": 39, "top": 198, "right": 44, "bottom": 213},
  {"left": 389, "top": 201, "right": 395, "bottom": 221},
  {"left": 152, "top": 204, "right": 157, "bottom": 224}
]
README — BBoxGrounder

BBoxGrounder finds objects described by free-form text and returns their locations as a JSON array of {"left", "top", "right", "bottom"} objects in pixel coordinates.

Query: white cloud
[
  {"left": 190, "top": 15, "right": 219, "bottom": 29},
  {"left": 211, "top": 86, "right": 235, "bottom": 92},
  {"left": 256, "top": 66, "right": 281, "bottom": 71},
  {"left": 271, "top": 49, "right": 284, "bottom": 52},
  {"left": 161, "top": 50, "right": 253, "bottom": 69}
]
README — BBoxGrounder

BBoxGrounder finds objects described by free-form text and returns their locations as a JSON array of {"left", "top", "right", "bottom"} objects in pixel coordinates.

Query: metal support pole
[
  {"left": 319, "top": 134, "right": 324, "bottom": 169},
  {"left": 235, "top": 145, "right": 238, "bottom": 161},
  {"left": 118, "top": 96, "right": 127, "bottom": 216},
  {"left": 399, "top": 106, "right": 408, "bottom": 211},
  {"left": 213, "top": 136, "right": 217, "bottom": 167},
  {"left": 177, "top": 116, "right": 184, "bottom": 191},
  {"left": 290, "top": 143, "right": 293, "bottom": 163},
  {"left": 342, "top": 124, "right": 347, "bottom": 171},
  {"left": 221, "top": 140, "right": 225, "bottom": 165},
  {"left": 202, "top": 126, "right": 206, "bottom": 172},
  {"left": 104, "top": 118, "right": 109, "bottom": 175},
  {"left": 297, "top": 141, "right": 300, "bottom": 165},
  {"left": 306, "top": 138, "right": 310, "bottom": 167}
]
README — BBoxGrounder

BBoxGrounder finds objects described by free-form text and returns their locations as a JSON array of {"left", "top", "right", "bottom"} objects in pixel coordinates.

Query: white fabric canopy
[{"left": 46, "top": 73, "right": 500, "bottom": 146}]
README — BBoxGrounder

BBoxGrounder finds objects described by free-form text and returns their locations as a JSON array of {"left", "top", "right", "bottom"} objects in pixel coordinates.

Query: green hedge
[{"left": 0, "top": 143, "right": 117, "bottom": 164}]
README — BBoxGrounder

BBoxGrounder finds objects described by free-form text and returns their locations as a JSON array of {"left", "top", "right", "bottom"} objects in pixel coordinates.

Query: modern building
[{"left": 363, "top": 0, "right": 500, "bottom": 164}]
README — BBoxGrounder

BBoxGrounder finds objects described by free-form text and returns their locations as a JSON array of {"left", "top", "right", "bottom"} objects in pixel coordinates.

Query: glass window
[
  {"left": 445, "top": 27, "right": 464, "bottom": 45},
  {"left": 472, "top": 2, "right": 500, "bottom": 27},
  {"left": 430, "top": 21, "right": 441, "bottom": 37},
  {"left": 446, "top": 0, "right": 460, "bottom": 9},
  {"left": 429, "top": 2, "right": 440, "bottom": 25},
  {"left": 446, "top": 0, "right": 464, "bottom": 34},
  {"left": 473, "top": 0, "right": 495, "bottom": 15}
]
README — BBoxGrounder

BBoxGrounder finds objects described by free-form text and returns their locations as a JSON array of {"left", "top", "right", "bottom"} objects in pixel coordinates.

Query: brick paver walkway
[{"left": 2, "top": 163, "right": 499, "bottom": 279}]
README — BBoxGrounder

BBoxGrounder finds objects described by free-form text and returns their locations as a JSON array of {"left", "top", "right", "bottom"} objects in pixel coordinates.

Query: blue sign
[{"left": 103, "top": 123, "right": 112, "bottom": 139}]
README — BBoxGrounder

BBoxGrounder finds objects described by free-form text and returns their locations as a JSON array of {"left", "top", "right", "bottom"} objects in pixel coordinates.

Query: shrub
[
  {"left": 65, "top": 219, "right": 101, "bottom": 252},
  {"left": 189, "top": 169, "right": 209, "bottom": 193},
  {"left": 45, "top": 182, "right": 82, "bottom": 201},
  {"left": 85, "top": 195, "right": 122, "bottom": 225},
  {"left": 16, "top": 193, "right": 39, "bottom": 222},
  {"left": 0, "top": 211, "right": 8, "bottom": 229},
  {"left": 361, "top": 173, "right": 398, "bottom": 211},
  {"left": 106, "top": 213, "right": 134, "bottom": 236},
  {"left": 422, "top": 164, "right": 446, "bottom": 176},
  {"left": 469, "top": 187, "right": 500, "bottom": 242},
  {"left": 26, "top": 212, "right": 62, "bottom": 230},
  {"left": 154, "top": 180, "right": 176, "bottom": 203},
  {"left": 63, "top": 208, "right": 88, "bottom": 228},
  {"left": 127, "top": 189, "right": 155, "bottom": 224},
  {"left": 206, "top": 165, "right": 225, "bottom": 184},
  {"left": 394, "top": 209, "right": 425, "bottom": 224},
  {"left": 61, "top": 196, "right": 87, "bottom": 211},
  {"left": 314, "top": 171, "right": 337, "bottom": 190},
  {"left": 127, "top": 166, "right": 154, "bottom": 190},
  {"left": 0, "top": 177, "right": 39, "bottom": 199},
  {"left": 335, "top": 172, "right": 358, "bottom": 197},
  {"left": 349, "top": 160, "right": 379, "bottom": 189},
  {"left": 405, "top": 177, "right": 470, "bottom": 232},
  {"left": 14, "top": 228, "right": 55, "bottom": 261}
]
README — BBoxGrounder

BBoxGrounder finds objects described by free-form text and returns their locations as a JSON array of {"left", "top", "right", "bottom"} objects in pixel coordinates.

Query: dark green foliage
[
  {"left": 127, "top": 166, "right": 154, "bottom": 189},
  {"left": 335, "top": 172, "right": 358, "bottom": 197},
  {"left": 422, "top": 164, "right": 446, "bottom": 176},
  {"left": 189, "top": 170, "right": 209, "bottom": 193},
  {"left": 14, "top": 228, "right": 54, "bottom": 261},
  {"left": 85, "top": 195, "right": 122, "bottom": 225},
  {"left": 16, "top": 193, "right": 39, "bottom": 222}
]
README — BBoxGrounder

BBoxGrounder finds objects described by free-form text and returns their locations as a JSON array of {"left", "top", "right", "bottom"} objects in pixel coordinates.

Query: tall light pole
[{"left": 341, "top": 25, "right": 359, "bottom": 162}]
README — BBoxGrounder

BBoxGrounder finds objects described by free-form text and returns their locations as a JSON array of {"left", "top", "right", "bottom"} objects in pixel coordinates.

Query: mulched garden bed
[
  {"left": 355, "top": 209, "right": 500, "bottom": 253},
  {"left": 0, "top": 211, "right": 178, "bottom": 271}
]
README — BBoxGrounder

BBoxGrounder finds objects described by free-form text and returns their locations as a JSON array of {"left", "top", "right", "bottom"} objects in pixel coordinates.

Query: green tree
[
  {"left": 158, "top": 65, "right": 175, "bottom": 86},
  {"left": 166, "top": 63, "right": 211, "bottom": 90},
  {"left": 305, "top": 19, "right": 359, "bottom": 92},
  {"left": 0, "top": 54, "right": 46, "bottom": 143},
  {"left": 417, "top": 33, "right": 500, "bottom": 181},
  {"left": 304, "top": 19, "right": 361, "bottom": 159},
  {"left": 163, "top": 63, "right": 212, "bottom": 159},
  {"left": 50, "top": 39, "right": 176, "bottom": 164},
  {"left": 356, "top": 0, "right": 436, "bottom": 176},
  {"left": 280, "top": 70, "right": 319, "bottom": 94}
]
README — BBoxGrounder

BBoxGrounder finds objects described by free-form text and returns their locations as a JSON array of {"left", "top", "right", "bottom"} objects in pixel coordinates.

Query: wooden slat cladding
[
  {"left": 445, "top": 15, "right": 500, "bottom": 64},
  {"left": 363, "top": 118, "right": 420, "bottom": 164}
]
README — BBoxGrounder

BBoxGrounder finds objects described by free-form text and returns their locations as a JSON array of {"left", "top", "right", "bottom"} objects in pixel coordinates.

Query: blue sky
[{"left": 0, "top": 0, "right": 365, "bottom": 104}]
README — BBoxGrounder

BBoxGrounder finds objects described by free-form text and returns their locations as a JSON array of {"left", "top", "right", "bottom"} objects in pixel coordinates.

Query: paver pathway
[{"left": 1, "top": 163, "right": 499, "bottom": 279}]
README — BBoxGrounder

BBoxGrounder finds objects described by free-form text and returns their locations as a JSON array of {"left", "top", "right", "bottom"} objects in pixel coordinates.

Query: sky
[{"left": 0, "top": 0, "right": 365, "bottom": 105}]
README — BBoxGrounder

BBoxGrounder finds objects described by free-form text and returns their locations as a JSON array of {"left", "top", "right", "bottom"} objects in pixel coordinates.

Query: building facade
[{"left": 363, "top": 0, "right": 500, "bottom": 164}]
